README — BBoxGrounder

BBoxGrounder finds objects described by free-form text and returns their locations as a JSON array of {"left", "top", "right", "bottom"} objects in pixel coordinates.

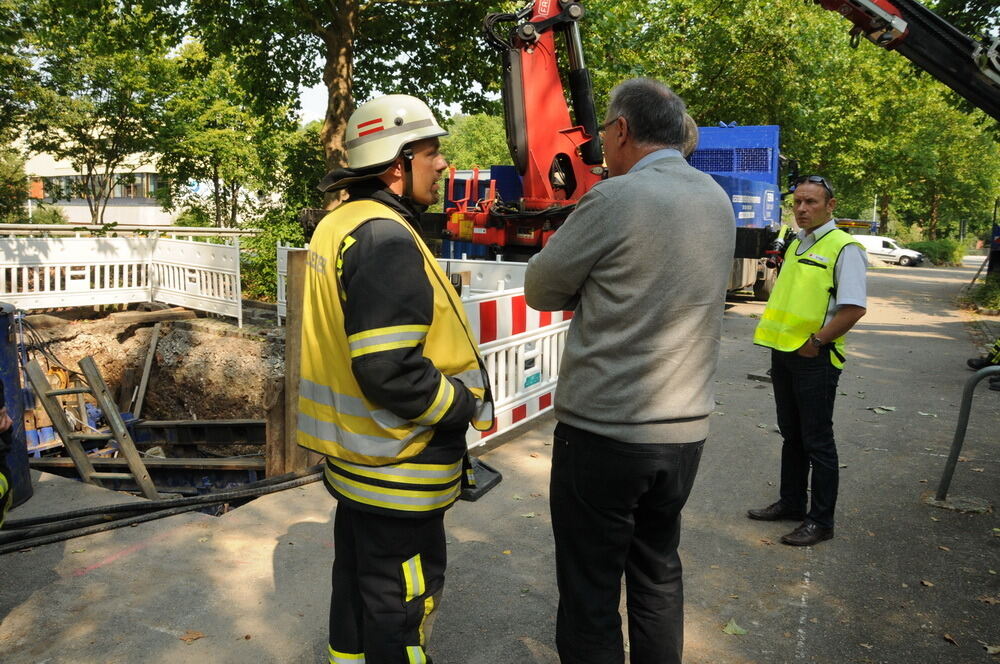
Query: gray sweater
[{"left": 524, "top": 153, "right": 735, "bottom": 444}]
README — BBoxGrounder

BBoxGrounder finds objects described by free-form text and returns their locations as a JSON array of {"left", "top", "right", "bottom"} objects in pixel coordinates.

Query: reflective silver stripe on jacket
[
  {"left": 451, "top": 368, "right": 488, "bottom": 390},
  {"left": 325, "top": 467, "right": 461, "bottom": 511},
  {"left": 412, "top": 374, "right": 455, "bottom": 426},
  {"left": 299, "top": 411, "right": 428, "bottom": 458},
  {"left": 347, "top": 326, "right": 428, "bottom": 358},
  {"left": 302, "top": 378, "right": 413, "bottom": 430},
  {"left": 329, "top": 456, "right": 462, "bottom": 482},
  {"left": 474, "top": 398, "right": 494, "bottom": 424}
]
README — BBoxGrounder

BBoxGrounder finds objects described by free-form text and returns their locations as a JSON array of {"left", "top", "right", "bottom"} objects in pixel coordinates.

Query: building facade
[{"left": 25, "top": 152, "right": 179, "bottom": 226}]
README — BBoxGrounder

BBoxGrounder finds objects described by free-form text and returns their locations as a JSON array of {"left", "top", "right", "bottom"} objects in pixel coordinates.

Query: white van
[{"left": 853, "top": 234, "right": 925, "bottom": 266}]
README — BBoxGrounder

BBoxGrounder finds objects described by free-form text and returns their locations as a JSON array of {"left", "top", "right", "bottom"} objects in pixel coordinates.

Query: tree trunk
[
  {"left": 319, "top": 0, "right": 359, "bottom": 210},
  {"left": 928, "top": 193, "right": 941, "bottom": 240},
  {"left": 878, "top": 194, "right": 892, "bottom": 235},
  {"left": 212, "top": 162, "right": 222, "bottom": 227},
  {"left": 229, "top": 181, "right": 239, "bottom": 228}
]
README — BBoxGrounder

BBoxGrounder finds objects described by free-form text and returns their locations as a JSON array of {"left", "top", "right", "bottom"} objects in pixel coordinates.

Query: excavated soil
[{"left": 27, "top": 310, "right": 285, "bottom": 420}]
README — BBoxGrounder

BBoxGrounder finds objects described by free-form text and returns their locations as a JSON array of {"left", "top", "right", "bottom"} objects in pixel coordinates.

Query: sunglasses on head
[{"left": 794, "top": 175, "right": 834, "bottom": 198}]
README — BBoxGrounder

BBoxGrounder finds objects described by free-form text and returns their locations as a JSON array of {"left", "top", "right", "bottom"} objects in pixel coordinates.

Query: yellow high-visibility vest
[
  {"left": 297, "top": 199, "right": 493, "bottom": 467},
  {"left": 754, "top": 228, "right": 862, "bottom": 369},
  {"left": 0, "top": 469, "right": 10, "bottom": 528}
]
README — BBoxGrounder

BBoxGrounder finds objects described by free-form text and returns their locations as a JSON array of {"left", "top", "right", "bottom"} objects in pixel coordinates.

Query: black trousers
[
  {"left": 771, "top": 348, "right": 842, "bottom": 529},
  {"left": 329, "top": 503, "right": 446, "bottom": 664},
  {"left": 550, "top": 422, "right": 704, "bottom": 664}
]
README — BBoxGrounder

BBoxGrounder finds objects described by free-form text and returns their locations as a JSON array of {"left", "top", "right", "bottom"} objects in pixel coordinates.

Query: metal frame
[{"left": 934, "top": 365, "right": 1000, "bottom": 501}]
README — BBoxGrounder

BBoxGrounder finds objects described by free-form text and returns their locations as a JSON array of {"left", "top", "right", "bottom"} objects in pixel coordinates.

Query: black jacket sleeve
[{"left": 341, "top": 218, "right": 476, "bottom": 431}]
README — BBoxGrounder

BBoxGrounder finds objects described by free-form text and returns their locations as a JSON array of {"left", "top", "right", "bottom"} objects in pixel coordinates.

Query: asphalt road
[
  {"left": 436, "top": 259, "right": 1000, "bottom": 664},
  {"left": 1, "top": 260, "right": 997, "bottom": 664}
]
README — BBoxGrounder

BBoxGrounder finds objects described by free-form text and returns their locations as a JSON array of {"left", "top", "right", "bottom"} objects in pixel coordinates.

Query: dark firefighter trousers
[{"left": 328, "top": 502, "right": 446, "bottom": 664}]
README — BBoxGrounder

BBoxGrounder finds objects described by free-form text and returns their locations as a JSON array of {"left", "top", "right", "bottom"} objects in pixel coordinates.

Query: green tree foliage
[
  {"left": 20, "top": 1, "right": 178, "bottom": 224},
  {"left": 906, "top": 239, "right": 965, "bottom": 266},
  {"left": 576, "top": 0, "right": 999, "bottom": 239},
  {"left": 281, "top": 120, "right": 328, "bottom": 214},
  {"left": 237, "top": 121, "right": 322, "bottom": 301},
  {"left": 930, "top": 0, "right": 999, "bottom": 36},
  {"left": 155, "top": 42, "right": 291, "bottom": 228},
  {"left": 0, "top": 1, "right": 34, "bottom": 142},
  {"left": 186, "top": 0, "right": 506, "bottom": 173},
  {"left": 29, "top": 204, "right": 67, "bottom": 225},
  {"left": 0, "top": 146, "right": 28, "bottom": 223},
  {"left": 440, "top": 114, "right": 513, "bottom": 171}
]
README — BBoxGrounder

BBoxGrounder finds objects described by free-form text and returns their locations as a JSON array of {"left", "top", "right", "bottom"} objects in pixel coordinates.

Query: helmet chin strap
[{"left": 401, "top": 147, "right": 415, "bottom": 200}]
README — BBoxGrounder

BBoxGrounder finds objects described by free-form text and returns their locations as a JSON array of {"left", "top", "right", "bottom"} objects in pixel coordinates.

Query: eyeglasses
[
  {"left": 793, "top": 175, "right": 834, "bottom": 199},
  {"left": 598, "top": 116, "right": 621, "bottom": 138}
]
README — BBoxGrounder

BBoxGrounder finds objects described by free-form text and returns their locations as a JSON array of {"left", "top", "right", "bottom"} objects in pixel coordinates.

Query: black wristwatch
[{"left": 809, "top": 334, "right": 825, "bottom": 348}]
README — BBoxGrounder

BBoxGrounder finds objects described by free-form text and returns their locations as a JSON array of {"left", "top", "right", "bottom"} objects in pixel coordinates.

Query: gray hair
[{"left": 606, "top": 78, "right": 687, "bottom": 150}]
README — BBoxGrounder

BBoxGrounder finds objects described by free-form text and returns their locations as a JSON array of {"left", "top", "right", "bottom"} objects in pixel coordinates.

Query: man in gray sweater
[{"left": 525, "top": 78, "right": 735, "bottom": 664}]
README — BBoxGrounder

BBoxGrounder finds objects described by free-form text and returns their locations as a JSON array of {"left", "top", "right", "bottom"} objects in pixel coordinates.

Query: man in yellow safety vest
[{"left": 750, "top": 175, "right": 867, "bottom": 546}]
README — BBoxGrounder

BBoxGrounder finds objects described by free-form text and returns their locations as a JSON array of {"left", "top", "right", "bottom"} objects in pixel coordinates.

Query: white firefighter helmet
[{"left": 345, "top": 94, "right": 448, "bottom": 170}]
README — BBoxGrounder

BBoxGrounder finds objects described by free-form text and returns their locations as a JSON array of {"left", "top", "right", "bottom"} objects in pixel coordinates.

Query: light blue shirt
[
  {"left": 628, "top": 148, "right": 683, "bottom": 174},
  {"left": 795, "top": 219, "right": 868, "bottom": 324}
]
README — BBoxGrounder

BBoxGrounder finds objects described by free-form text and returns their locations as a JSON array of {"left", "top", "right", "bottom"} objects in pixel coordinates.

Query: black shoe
[
  {"left": 781, "top": 521, "right": 834, "bottom": 546},
  {"left": 747, "top": 501, "right": 806, "bottom": 522},
  {"left": 968, "top": 357, "right": 997, "bottom": 371}
]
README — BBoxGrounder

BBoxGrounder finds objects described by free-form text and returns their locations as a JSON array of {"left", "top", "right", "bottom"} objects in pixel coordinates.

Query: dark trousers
[
  {"left": 550, "top": 422, "right": 704, "bottom": 664},
  {"left": 329, "top": 503, "right": 446, "bottom": 664},
  {"left": 771, "top": 348, "right": 842, "bottom": 529}
]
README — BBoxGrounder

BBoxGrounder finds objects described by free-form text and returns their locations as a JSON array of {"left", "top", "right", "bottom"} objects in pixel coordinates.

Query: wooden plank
[
  {"left": 131, "top": 419, "right": 266, "bottom": 446},
  {"left": 283, "top": 250, "right": 310, "bottom": 473},
  {"left": 25, "top": 360, "right": 100, "bottom": 486},
  {"left": 137, "top": 419, "right": 265, "bottom": 428},
  {"left": 265, "top": 377, "right": 285, "bottom": 477},
  {"left": 107, "top": 308, "right": 195, "bottom": 324},
  {"left": 117, "top": 366, "right": 139, "bottom": 412},
  {"left": 132, "top": 322, "right": 161, "bottom": 418},
  {"left": 79, "top": 356, "right": 161, "bottom": 500},
  {"left": 74, "top": 381, "right": 89, "bottom": 434},
  {"left": 30, "top": 457, "right": 266, "bottom": 471}
]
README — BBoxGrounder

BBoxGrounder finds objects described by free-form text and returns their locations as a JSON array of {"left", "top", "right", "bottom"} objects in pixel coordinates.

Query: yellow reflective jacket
[
  {"left": 753, "top": 228, "right": 862, "bottom": 369},
  {"left": 298, "top": 198, "right": 493, "bottom": 514}
]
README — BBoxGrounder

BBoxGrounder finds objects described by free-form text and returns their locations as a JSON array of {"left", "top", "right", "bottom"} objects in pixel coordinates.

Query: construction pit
[
  {"left": 15, "top": 303, "right": 290, "bottom": 499},
  {"left": 26, "top": 305, "right": 285, "bottom": 422}
]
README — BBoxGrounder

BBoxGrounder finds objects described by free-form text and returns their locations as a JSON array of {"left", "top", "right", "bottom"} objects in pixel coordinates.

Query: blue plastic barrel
[{"left": 1, "top": 302, "right": 33, "bottom": 507}]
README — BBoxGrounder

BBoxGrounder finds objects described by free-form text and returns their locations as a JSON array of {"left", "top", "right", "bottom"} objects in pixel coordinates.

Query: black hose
[
  {"left": 0, "top": 471, "right": 323, "bottom": 553},
  {"left": 0, "top": 513, "right": 124, "bottom": 544},
  {"left": 5, "top": 464, "right": 324, "bottom": 529},
  {"left": 0, "top": 504, "right": 207, "bottom": 556}
]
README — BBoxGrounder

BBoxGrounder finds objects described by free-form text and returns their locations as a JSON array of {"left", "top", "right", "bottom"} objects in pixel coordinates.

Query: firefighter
[
  {"left": 299, "top": 94, "right": 493, "bottom": 664},
  {"left": 0, "top": 376, "right": 14, "bottom": 528}
]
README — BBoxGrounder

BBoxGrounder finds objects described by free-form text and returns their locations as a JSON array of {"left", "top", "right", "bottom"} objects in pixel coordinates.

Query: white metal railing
[
  {"left": 276, "top": 242, "right": 306, "bottom": 324},
  {"left": 0, "top": 223, "right": 258, "bottom": 237},
  {"left": 0, "top": 235, "right": 242, "bottom": 325},
  {"left": 469, "top": 322, "right": 568, "bottom": 448},
  {"left": 151, "top": 237, "right": 242, "bottom": 326}
]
